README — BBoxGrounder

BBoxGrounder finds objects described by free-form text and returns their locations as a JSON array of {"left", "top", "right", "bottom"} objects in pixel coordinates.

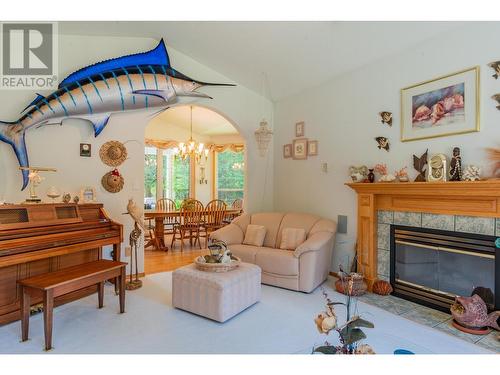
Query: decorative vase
[
  {"left": 334, "top": 273, "right": 367, "bottom": 296},
  {"left": 368, "top": 169, "right": 375, "bottom": 183}
]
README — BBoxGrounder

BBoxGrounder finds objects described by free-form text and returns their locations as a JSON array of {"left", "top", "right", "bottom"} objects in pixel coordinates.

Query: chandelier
[{"left": 173, "top": 106, "right": 210, "bottom": 164}]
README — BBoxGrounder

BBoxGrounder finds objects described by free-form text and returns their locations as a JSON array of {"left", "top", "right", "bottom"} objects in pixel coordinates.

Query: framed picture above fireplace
[{"left": 401, "top": 66, "right": 480, "bottom": 142}]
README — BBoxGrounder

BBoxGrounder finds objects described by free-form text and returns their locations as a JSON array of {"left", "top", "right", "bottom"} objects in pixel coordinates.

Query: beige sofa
[{"left": 210, "top": 212, "right": 337, "bottom": 293}]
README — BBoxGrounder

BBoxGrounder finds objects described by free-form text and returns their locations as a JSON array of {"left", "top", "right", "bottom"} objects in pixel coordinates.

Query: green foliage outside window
[
  {"left": 144, "top": 152, "right": 157, "bottom": 203},
  {"left": 217, "top": 150, "right": 244, "bottom": 205},
  {"left": 173, "top": 156, "right": 190, "bottom": 207}
]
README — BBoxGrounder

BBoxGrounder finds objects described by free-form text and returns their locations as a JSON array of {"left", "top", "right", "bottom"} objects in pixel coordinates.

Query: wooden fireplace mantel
[{"left": 346, "top": 180, "right": 500, "bottom": 290}]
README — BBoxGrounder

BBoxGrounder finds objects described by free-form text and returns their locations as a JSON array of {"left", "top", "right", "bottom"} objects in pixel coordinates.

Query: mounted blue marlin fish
[{"left": 0, "top": 39, "right": 234, "bottom": 190}]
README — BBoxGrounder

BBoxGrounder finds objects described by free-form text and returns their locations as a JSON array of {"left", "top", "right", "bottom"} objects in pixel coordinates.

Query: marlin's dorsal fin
[
  {"left": 58, "top": 39, "right": 170, "bottom": 89},
  {"left": 20, "top": 93, "right": 45, "bottom": 114}
]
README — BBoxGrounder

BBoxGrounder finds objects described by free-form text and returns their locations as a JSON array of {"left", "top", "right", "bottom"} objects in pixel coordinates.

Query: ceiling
[
  {"left": 60, "top": 21, "right": 465, "bottom": 101},
  {"left": 156, "top": 105, "right": 239, "bottom": 136}
]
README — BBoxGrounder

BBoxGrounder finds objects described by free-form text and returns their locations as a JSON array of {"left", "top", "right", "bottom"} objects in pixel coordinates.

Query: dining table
[{"left": 144, "top": 208, "right": 242, "bottom": 251}]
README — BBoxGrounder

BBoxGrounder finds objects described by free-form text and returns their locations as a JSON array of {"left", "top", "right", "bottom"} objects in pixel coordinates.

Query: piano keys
[{"left": 0, "top": 203, "right": 123, "bottom": 325}]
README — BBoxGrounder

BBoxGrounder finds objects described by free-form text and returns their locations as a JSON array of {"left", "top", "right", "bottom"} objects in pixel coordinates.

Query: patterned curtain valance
[
  {"left": 145, "top": 139, "right": 178, "bottom": 149},
  {"left": 211, "top": 144, "right": 245, "bottom": 153},
  {"left": 146, "top": 138, "right": 244, "bottom": 153}
]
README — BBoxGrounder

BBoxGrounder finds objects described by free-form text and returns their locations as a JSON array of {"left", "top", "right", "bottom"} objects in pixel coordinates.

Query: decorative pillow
[
  {"left": 243, "top": 224, "right": 267, "bottom": 247},
  {"left": 280, "top": 227, "right": 306, "bottom": 250}
]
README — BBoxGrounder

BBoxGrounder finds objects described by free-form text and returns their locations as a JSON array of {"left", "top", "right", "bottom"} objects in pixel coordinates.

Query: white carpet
[{"left": 0, "top": 272, "right": 492, "bottom": 354}]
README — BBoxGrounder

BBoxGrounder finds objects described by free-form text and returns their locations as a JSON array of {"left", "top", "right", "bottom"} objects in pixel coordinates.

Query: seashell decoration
[
  {"left": 355, "top": 344, "right": 376, "bottom": 354},
  {"left": 462, "top": 165, "right": 481, "bottom": 181},
  {"left": 372, "top": 280, "right": 393, "bottom": 295}
]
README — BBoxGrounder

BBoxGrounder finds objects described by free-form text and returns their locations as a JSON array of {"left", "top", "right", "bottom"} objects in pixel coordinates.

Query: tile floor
[{"left": 357, "top": 292, "right": 500, "bottom": 353}]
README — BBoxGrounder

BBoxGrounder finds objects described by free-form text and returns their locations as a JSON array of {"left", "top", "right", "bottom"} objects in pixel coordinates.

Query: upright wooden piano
[{"left": 0, "top": 203, "right": 123, "bottom": 325}]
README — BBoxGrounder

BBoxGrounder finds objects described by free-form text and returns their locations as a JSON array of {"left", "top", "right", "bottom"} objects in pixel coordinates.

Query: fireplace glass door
[{"left": 391, "top": 226, "right": 498, "bottom": 312}]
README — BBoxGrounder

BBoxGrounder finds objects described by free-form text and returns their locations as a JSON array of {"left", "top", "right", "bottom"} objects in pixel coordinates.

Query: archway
[{"left": 143, "top": 104, "right": 246, "bottom": 274}]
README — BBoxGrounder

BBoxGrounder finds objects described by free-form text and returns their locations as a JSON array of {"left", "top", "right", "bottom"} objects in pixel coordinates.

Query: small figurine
[
  {"left": 462, "top": 165, "right": 481, "bottom": 181},
  {"left": 349, "top": 165, "right": 368, "bottom": 183},
  {"left": 62, "top": 193, "right": 71, "bottom": 203},
  {"left": 379, "top": 111, "right": 392, "bottom": 126},
  {"left": 449, "top": 147, "right": 462, "bottom": 181},
  {"left": 367, "top": 168, "right": 375, "bottom": 183},
  {"left": 374, "top": 163, "right": 396, "bottom": 182},
  {"left": 375, "top": 137, "right": 390, "bottom": 151},
  {"left": 73, "top": 195, "right": 80, "bottom": 204},
  {"left": 395, "top": 167, "right": 409, "bottom": 182},
  {"left": 413, "top": 149, "right": 428, "bottom": 182},
  {"left": 488, "top": 61, "right": 500, "bottom": 79}
]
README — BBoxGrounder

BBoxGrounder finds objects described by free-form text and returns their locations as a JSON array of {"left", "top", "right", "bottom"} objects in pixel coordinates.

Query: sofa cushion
[
  {"left": 250, "top": 212, "right": 285, "bottom": 248},
  {"left": 276, "top": 213, "right": 320, "bottom": 245},
  {"left": 229, "top": 244, "right": 265, "bottom": 264},
  {"left": 279, "top": 227, "right": 306, "bottom": 250},
  {"left": 243, "top": 224, "right": 266, "bottom": 246},
  {"left": 255, "top": 248, "right": 299, "bottom": 276}
]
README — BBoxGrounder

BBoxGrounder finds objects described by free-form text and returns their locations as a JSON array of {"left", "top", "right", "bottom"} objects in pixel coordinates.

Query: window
[
  {"left": 216, "top": 150, "right": 244, "bottom": 205},
  {"left": 144, "top": 146, "right": 191, "bottom": 208},
  {"left": 144, "top": 147, "right": 157, "bottom": 209}
]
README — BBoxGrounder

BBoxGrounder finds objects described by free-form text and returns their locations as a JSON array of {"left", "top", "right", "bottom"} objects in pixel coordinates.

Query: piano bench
[{"left": 17, "top": 259, "right": 127, "bottom": 351}]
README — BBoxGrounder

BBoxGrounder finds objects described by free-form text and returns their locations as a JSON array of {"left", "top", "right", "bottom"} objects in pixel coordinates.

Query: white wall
[
  {"left": 273, "top": 23, "right": 500, "bottom": 272},
  {"left": 0, "top": 33, "right": 273, "bottom": 273}
]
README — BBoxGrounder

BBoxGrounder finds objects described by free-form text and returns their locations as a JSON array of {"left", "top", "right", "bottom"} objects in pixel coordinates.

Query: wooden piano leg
[
  {"left": 113, "top": 243, "right": 121, "bottom": 295},
  {"left": 20, "top": 287, "right": 30, "bottom": 342},
  {"left": 43, "top": 289, "right": 54, "bottom": 351},
  {"left": 119, "top": 267, "right": 125, "bottom": 314},
  {"left": 98, "top": 282, "right": 104, "bottom": 308}
]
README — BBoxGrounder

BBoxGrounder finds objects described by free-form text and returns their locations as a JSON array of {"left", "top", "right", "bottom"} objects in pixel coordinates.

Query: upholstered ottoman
[{"left": 172, "top": 262, "right": 261, "bottom": 322}]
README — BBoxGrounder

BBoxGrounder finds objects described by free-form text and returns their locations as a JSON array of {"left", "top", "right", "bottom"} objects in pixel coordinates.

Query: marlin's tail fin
[{"left": 0, "top": 121, "right": 29, "bottom": 190}]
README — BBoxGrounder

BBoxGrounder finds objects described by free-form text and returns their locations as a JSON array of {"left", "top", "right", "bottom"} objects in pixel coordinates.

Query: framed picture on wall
[
  {"left": 283, "top": 144, "right": 292, "bottom": 158},
  {"left": 401, "top": 66, "right": 479, "bottom": 142},
  {"left": 80, "top": 143, "right": 91, "bottom": 157},
  {"left": 308, "top": 140, "right": 318, "bottom": 156},
  {"left": 295, "top": 121, "right": 305, "bottom": 137},
  {"left": 292, "top": 138, "right": 308, "bottom": 160}
]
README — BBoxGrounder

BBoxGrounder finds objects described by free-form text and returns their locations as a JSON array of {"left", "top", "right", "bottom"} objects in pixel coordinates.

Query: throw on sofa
[{"left": 210, "top": 212, "right": 337, "bottom": 293}]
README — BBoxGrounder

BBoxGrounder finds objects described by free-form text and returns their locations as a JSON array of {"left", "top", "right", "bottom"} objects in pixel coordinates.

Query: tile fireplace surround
[{"left": 376, "top": 210, "right": 500, "bottom": 281}]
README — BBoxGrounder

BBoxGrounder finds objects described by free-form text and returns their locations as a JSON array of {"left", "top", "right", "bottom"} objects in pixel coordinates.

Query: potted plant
[{"left": 313, "top": 268, "right": 375, "bottom": 354}]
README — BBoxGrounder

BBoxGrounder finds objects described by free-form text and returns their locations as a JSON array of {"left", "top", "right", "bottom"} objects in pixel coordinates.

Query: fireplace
[{"left": 390, "top": 225, "right": 499, "bottom": 313}]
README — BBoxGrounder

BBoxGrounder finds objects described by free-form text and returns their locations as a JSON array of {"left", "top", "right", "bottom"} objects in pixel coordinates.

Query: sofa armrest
[
  {"left": 294, "top": 231, "right": 334, "bottom": 258},
  {"left": 209, "top": 223, "right": 244, "bottom": 245}
]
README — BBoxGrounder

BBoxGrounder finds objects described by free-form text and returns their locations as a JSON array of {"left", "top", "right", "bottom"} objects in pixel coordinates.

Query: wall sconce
[
  {"left": 254, "top": 119, "right": 273, "bottom": 157},
  {"left": 199, "top": 166, "right": 208, "bottom": 184}
]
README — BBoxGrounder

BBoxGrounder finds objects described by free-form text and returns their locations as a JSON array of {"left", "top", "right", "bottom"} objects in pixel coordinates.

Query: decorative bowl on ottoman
[
  {"left": 195, "top": 239, "right": 241, "bottom": 272},
  {"left": 195, "top": 256, "right": 241, "bottom": 273}
]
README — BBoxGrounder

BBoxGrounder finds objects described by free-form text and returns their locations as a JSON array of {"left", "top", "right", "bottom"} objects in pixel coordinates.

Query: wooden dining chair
[
  {"left": 156, "top": 198, "right": 178, "bottom": 235},
  {"left": 223, "top": 198, "right": 244, "bottom": 224},
  {"left": 171, "top": 199, "right": 204, "bottom": 251},
  {"left": 200, "top": 199, "right": 227, "bottom": 248}
]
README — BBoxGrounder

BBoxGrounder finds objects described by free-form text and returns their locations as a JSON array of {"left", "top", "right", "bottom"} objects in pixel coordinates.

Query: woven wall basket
[{"left": 101, "top": 171, "right": 125, "bottom": 193}]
